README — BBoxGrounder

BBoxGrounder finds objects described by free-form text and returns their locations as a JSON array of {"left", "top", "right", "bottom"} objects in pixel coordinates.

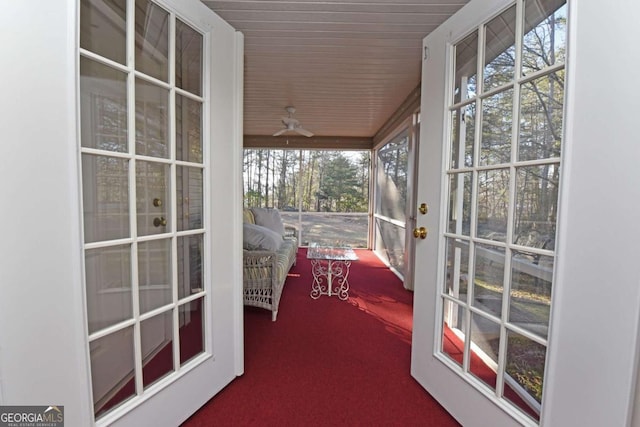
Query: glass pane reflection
[
  {"left": 483, "top": 5, "right": 516, "bottom": 92},
  {"left": 441, "top": 299, "right": 466, "bottom": 367},
  {"left": 135, "top": 0, "right": 169, "bottom": 82},
  {"left": 80, "top": 0, "right": 126, "bottom": 64},
  {"left": 176, "top": 95, "right": 203, "bottom": 163},
  {"left": 80, "top": 57, "right": 128, "bottom": 152},
  {"left": 476, "top": 168, "right": 509, "bottom": 242},
  {"left": 141, "top": 310, "right": 174, "bottom": 388},
  {"left": 522, "top": 2, "right": 567, "bottom": 75},
  {"left": 453, "top": 31, "right": 478, "bottom": 104},
  {"left": 514, "top": 165, "right": 559, "bottom": 250},
  {"left": 519, "top": 72, "right": 564, "bottom": 161},
  {"left": 179, "top": 298, "right": 205, "bottom": 365},
  {"left": 135, "top": 79, "right": 169, "bottom": 158},
  {"left": 85, "top": 245, "right": 132, "bottom": 334},
  {"left": 509, "top": 250, "right": 553, "bottom": 339},
  {"left": 447, "top": 172, "right": 473, "bottom": 236},
  {"left": 473, "top": 243, "right": 505, "bottom": 318},
  {"left": 480, "top": 89, "right": 513, "bottom": 166},
  {"left": 136, "top": 161, "right": 170, "bottom": 236},
  {"left": 138, "top": 239, "right": 172, "bottom": 314},
  {"left": 443, "top": 238, "right": 469, "bottom": 301},
  {"left": 91, "top": 327, "right": 135, "bottom": 418},
  {"left": 176, "top": 166, "right": 203, "bottom": 231},
  {"left": 82, "top": 154, "right": 130, "bottom": 243},
  {"left": 469, "top": 313, "right": 500, "bottom": 391},
  {"left": 175, "top": 19, "right": 203, "bottom": 96},
  {"left": 504, "top": 330, "right": 546, "bottom": 421},
  {"left": 449, "top": 105, "right": 475, "bottom": 169},
  {"left": 177, "top": 234, "right": 203, "bottom": 299}
]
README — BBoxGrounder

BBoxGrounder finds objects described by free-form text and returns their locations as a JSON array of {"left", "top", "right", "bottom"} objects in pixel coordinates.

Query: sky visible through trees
[{"left": 243, "top": 149, "right": 370, "bottom": 213}]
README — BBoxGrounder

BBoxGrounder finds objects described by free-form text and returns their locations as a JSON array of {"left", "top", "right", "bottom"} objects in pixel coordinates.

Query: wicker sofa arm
[
  {"left": 284, "top": 225, "right": 298, "bottom": 240},
  {"left": 243, "top": 250, "right": 278, "bottom": 286}
]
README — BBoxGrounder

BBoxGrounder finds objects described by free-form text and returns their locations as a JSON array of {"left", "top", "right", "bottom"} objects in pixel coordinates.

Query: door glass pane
[
  {"left": 504, "top": 330, "right": 546, "bottom": 421},
  {"left": 483, "top": 5, "right": 516, "bottom": 92},
  {"left": 522, "top": 1, "right": 567, "bottom": 75},
  {"left": 444, "top": 238, "right": 469, "bottom": 302},
  {"left": 82, "top": 154, "right": 130, "bottom": 243},
  {"left": 447, "top": 172, "right": 473, "bottom": 235},
  {"left": 513, "top": 165, "right": 559, "bottom": 250},
  {"left": 141, "top": 310, "right": 174, "bottom": 388},
  {"left": 453, "top": 31, "right": 478, "bottom": 104},
  {"left": 176, "top": 19, "right": 203, "bottom": 96},
  {"left": 518, "top": 72, "right": 564, "bottom": 161},
  {"left": 469, "top": 313, "right": 500, "bottom": 391},
  {"left": 473, "top": 243, "right": 505, "bottom": 318},
  {"left": 80, "top": 57, "right": 128, "bottom": 152},
  {"left": 138, "top": 239, "right": 172, "bottom": 314},
  {"left": 441, "top": 299, "right": 466, "bottom": 367},
  {"left": 476, "top": 169, "right": 509, "bottom": 242},
  {"left": 135, "top": 0, "right": 169, "bottom": 82},
  {"left": 90, "top": 326, "right": 135, "bottom": 418},
  {"left": 510, "top": 250, "right": 553, "bottom": 339},
  {"left": 136, "top": 79, "right": 170, "bottom": 158},
  {"left": 179, "top": 298, "right": 205, "bottom": 365},
  {"left": 136, "top": 160, "right": 170, "bottom": 236},
  {"left": 449, "top": 104, "right": 475, "bottom": 169},
  {"left": 176, "top": 166, "right": 203, "bottom": 231},
  {"left": 176, "top": 95, "right": 203, "bottom": 163},
  {"left": 85, "top": 245, "right": 132, "bottom": 334},
  {"left": 80, "top": 0, "right": 126, "bottom": 64},
  {"left": 480, "top": 88, "right": 513, "bottom": 166},
  {"left": 177, "top": 234, "right": 203, "bottom": 299}
]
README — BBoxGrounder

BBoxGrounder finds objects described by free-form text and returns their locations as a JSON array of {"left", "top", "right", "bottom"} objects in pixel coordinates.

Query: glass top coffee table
[{"left": 307, "top": 243, "right": 358, "bottom": 300}]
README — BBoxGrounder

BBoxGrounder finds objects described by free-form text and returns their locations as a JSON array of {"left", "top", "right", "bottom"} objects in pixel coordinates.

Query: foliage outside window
[{"left": 243, "top": 149, "right": 370, "bottom": 247}]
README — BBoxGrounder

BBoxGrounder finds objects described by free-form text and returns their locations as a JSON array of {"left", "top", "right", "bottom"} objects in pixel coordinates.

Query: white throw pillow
[
  {"left": 250, "top": 208, "right": 285, "bottom": 236},
  {"left": 243, "top": 223, "right": 283, "bottom": 251}
]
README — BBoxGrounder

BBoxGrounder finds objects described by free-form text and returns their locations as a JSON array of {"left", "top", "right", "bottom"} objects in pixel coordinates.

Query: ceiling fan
[{"left": 273, "top": 106, "right": 314, "bottom": 137}]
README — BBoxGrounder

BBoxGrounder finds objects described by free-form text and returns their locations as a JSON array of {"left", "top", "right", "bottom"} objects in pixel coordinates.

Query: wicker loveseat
[{"left": 242, "top": 208, "right": 298, "bottom": 321}]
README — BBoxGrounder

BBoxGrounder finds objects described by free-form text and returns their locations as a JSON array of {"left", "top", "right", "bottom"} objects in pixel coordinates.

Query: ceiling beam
[
  {"left": 372, "top": 84, "right": 421, "bottom": 147},
  {"left": 243, "top": 135, "right": 373, "bottom": 150}
]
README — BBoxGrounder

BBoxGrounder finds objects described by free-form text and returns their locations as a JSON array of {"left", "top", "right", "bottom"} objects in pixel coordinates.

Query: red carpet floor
[{"left": 183, "top": 249, "right": 459, "bottom": 426}]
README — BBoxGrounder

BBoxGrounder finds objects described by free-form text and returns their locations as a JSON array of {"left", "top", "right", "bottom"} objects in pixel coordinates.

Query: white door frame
[{"left": 411, "top": 0, "right": 640, "bottom": 425}]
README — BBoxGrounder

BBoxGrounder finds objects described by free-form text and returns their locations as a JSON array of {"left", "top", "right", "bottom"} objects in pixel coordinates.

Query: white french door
[
  {"left": 78, "top": 0, "right": 243, "bottom": 425},
  {"left": 412, "top": 0, "right": 566, "bottom": 425}
]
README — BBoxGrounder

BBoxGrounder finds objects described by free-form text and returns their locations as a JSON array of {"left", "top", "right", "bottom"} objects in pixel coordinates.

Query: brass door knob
[
  {"left": 413, "top": 227, "right": 428, "bottom": 239},
  {"left": 153, "top": 217, "right": 167, "bottom": 227}
]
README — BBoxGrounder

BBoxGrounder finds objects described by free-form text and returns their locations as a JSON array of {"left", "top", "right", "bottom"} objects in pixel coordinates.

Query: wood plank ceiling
[{"left": 201, "top": 0, "right": 470, "bottom": 143}]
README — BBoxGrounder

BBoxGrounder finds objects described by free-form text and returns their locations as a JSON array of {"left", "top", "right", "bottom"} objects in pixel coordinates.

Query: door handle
[
  {"left": 419, "top": 203, "right": 428, "bottom": 215},
  {"left": 413, "top": 227, "right": 428, "bottom": 239},
  {"left": 153, "top": 217, "right": 167, "bottom": 227}
]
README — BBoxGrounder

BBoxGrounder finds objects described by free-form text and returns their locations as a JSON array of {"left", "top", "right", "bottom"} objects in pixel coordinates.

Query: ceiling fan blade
[
  {"left": 273, "top": 129, "right": 288, "bottom": 136},
  {"left": 295, "top": 127, "right": 314, "bottom": 137}
]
